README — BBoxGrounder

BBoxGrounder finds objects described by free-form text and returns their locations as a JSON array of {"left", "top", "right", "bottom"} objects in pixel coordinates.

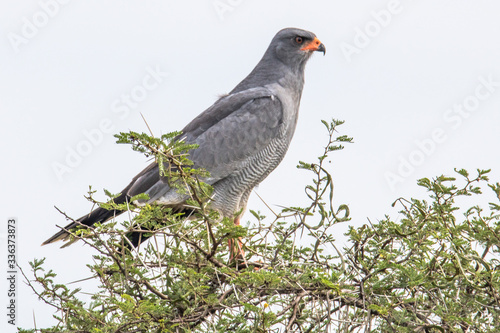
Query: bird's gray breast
[{"left": 210, "top": 83, "right": 301, "bottom": 216}]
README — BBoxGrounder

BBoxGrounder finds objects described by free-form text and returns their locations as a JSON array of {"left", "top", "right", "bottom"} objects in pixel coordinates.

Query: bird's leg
[{"left": 229, "top": 215, "right": 245, "bottom": 262}]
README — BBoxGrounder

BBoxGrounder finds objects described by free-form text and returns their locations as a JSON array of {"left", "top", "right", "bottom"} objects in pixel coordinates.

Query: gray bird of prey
[{"left": 43, "top": 27, "right": 325, "bottom": 248}]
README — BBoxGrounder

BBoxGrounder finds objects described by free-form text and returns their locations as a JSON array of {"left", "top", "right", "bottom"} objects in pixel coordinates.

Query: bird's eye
[{"left": 295, "top": 36, "right": 304, "bottom": 44}]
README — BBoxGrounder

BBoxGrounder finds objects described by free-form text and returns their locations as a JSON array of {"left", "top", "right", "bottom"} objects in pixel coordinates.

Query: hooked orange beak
[{"left": 301, "top": 37, "right": 326, "bottom": 55}]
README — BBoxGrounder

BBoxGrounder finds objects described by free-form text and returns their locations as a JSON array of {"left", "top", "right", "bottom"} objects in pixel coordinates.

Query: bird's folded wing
[
  {"left": 186, "top": 91, "right": 283, "bottom": 179},
  {"left": 125, "top": 87, "right": 283, "bottom": 204}
]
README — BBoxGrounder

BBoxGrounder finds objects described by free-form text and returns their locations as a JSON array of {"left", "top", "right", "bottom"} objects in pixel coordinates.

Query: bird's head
[
  {"left": 270, "top": 28, "right": 326, "bottom": 69},
  {"left": 229, "top": 28, "right": 325, "bottom": 93}
]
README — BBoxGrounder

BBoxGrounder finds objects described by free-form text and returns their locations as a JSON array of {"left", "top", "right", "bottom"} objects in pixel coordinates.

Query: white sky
[{"left": 1, "top": 0, "right": 500, "bottom": 330}]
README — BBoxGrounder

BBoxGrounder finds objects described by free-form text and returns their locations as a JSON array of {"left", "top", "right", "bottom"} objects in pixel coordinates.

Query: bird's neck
[{"left": 230, "top": 55, "right": 306, "bottom": 95}]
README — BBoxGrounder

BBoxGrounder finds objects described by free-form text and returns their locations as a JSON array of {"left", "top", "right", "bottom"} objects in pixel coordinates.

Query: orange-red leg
[{"left": 229, "top": 215, "right": 245, "bottom": 261}]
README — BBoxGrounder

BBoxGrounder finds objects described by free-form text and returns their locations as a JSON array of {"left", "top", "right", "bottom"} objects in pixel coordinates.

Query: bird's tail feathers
[{"left": 41, "top": 206, "right": 123, "bottom": 247}]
